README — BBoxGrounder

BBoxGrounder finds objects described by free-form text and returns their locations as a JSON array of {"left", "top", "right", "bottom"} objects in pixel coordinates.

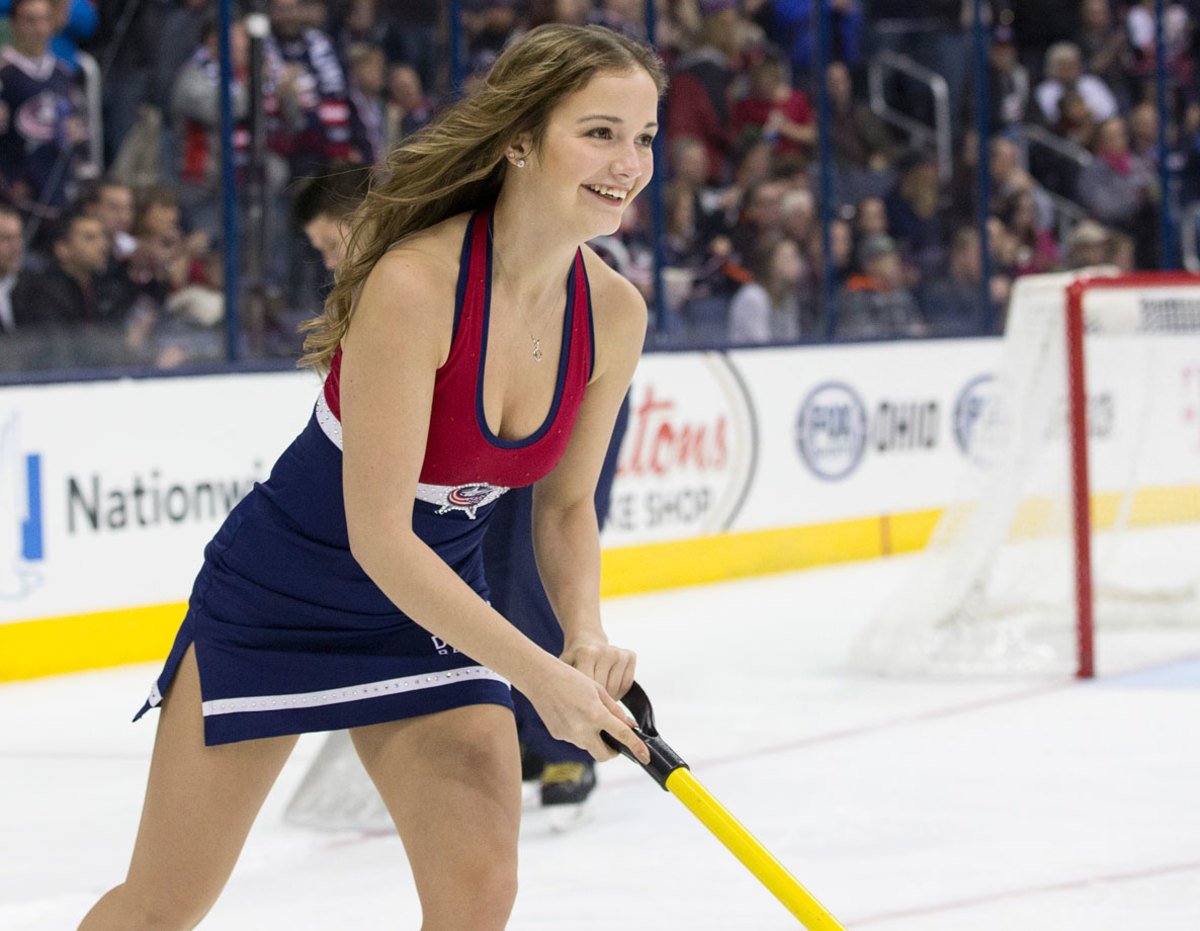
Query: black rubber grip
[{"left": 601, "top": 681, "right": 689, "bottom": 790}]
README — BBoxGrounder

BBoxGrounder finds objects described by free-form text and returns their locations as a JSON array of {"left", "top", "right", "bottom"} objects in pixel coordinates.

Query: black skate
[{"left": 540, "top": 761, "right": 596, "bottom": 831}]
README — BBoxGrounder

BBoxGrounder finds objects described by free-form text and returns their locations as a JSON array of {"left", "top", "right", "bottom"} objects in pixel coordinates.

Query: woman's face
[
  {"left": 770, "top": 238, "right": 804, "bottom": 286},
  {"left": 526, "top": 67, "right": 660, "bottom": 239}
]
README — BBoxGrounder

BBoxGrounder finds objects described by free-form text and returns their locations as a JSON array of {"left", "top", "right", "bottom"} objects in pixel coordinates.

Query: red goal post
[{"left": 1066, "top": 271, "right": 1200, "bottom": 679}]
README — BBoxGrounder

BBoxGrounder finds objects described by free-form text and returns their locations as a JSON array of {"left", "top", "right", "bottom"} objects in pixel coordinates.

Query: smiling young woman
[{"left": 78, "top": 24, "right": 667, "bottom": 931}]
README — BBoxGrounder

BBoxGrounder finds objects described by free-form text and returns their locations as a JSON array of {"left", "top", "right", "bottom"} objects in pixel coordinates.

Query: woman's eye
[
  {"left": 637, "top": 134, "right": 656, "bottom": 147},
  {"left": 587, "top": 127, "right": 613, "bottom": 139}
]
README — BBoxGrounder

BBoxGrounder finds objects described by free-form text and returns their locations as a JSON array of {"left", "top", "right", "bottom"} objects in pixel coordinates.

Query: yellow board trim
[
  {"left": 0, "top": 603, "right": 185, "bottom": 682},
  {"left": 4, "top": 483, "right": 1197, "bottom": 682}
]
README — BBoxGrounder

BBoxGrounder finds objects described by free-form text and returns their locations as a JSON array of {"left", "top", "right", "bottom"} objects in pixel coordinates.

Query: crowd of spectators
[{"left": 1, "top": 0, "right": 1199, "bottom": 371}]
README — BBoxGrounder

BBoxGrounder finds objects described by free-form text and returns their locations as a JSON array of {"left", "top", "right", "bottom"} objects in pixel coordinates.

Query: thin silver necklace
[{"left": 490, "top": 225, "right": 554, "bottom": 362}]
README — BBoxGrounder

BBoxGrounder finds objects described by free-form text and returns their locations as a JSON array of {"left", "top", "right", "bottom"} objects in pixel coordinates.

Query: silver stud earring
[{"left": 516, "top": 158, "right": 526, "bottom": 168}]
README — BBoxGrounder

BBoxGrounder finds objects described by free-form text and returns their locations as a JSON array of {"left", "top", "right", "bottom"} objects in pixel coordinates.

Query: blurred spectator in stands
[
  {"left": 0, "top": 0, "right": 88, "bottom": 218},
  {"left": 666, "top": 0, "right": 740, "bottom": 184},
  {"left": 662, "top": 177, "right": 734, "bottom": 304},
  {"left": 80, "top": 179, "right": 136, "bottom": 262},
  {"left": 730, "top": 47, "right": 814, "bottom": 159},
  {"left": 835, "top": 232, "right": 926, "bottom": 340},
  {"left": 1035, "top": 41, "right": 1118, "bottom": 126},
  {"left": 589, "top": 0, "right": 648, "bottom": 41},
  {"left": 152, "top": 0, "right": 214, "bottom": 187},
  {"left": 728, "top": 232, "right": 806, "bottom": 344},
  {"left": 375, "top": 0, "right": 441, "bottom": 95},
  {"left": 884, "top": 148, "right": 947, "bottom": 283},
  {"left": 1076, "top": 116, "right": 1157, "bottom": 244},
  {"left": 852, "top": 195, "right": 888, "bottom": 241},
  {"left": 1001, "top": 187, "right": 1060, "bottom": 276},
  {"left": 780, "top": 186, "right": 815, "bottom": 246},
  {"left": 1053, "top": 87, "right": 1098, "bottom": 149},
  {"left": 1077, "top": 0, "right": 1130, "bottom": 112},
  {"left": 345, "top": 42, "right": 386, "bottom": 165},
  {"left": 767, "top": 0, "right": 862, "bottom": 84},
  {"left": 803, "top": 214, "right": 853, "bottom": 322},
  {"left": 730, "top": 178, "right": 788, "bottom": 265},
  {"left": 267, "top": 0, "right": 351, "bottom": 178},
  {"left": 290, "top": 161, "right": 370, "bottom": 274},
  {"left": 1124, "top": 0, "right": 1192, "bottom": 108},
  {"left": 0, "top": 203, "right": 33, "bottom": 333},
  {"left": 978, "top": 26, "right": 1029, "bottom": 132},
  {"left": 385, "top": 62, "right": 435, "bottom": 148},
  {"left": 1127, "top": 100, "right": 1163, "bottom": 166},
  {"left": 11, "top": 211, "right": 119, "bottom": 327},
  {"left": 1108, "top": 230, "right": 1136, "bottom": 273},
  {"left": 330, "top": 0, "right": 389, "bottom": 57},
  {"left": 0, "top": 0, "right": 96, "bottom": 71},
  {"left": 824, "top": 60, "right": 895, "bottom": 201},
  {"left": 87, "top": 0, "right": 159, "bottom": 165},
  {"left": 920, "top": 226, "right": 1004, "bottom": 336},
  {"left": 988, "top": 136, "right": 1053, "bottom": 229},
  {"left": 1063, "top": 217, "right": 1112, "bottom": 268},
  {"left": 171, "top": 15, "right": 254, "bottom": 240},
  {"left": 464, "top": 0, "right": 522, "bottom": 76}
]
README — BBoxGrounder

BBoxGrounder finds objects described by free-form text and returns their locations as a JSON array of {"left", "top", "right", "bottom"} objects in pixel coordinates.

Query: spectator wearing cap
[
  {"left": 835, "top": 233, "right": 926, "bottom": 341},
  {"left": 666, "top": 0, "right": 741, "bottom": 185}
]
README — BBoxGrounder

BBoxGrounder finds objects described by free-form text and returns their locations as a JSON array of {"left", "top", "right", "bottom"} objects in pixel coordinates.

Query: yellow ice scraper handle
[{"left": 602, "top": 682, "right": 847, "bottom": 930}]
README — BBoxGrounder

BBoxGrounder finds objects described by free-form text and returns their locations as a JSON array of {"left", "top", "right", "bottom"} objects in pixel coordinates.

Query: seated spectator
[
  {"left": 385, "top": 63, "right": 435, "bottom": 148},
  {"left": 981, "top": 26, "right": 1030, "bottom": 131},
  {"left": 920, "top": 226, "right": 1005, "bottom": 337},
  {"left": 825, "top": 59, "right": 895, "bottom": 189},
  {"left": 345, "top": 42, "right": 387, "bottom": 166},
  {"left": 1052, "top": 87, "right": 1098, "bottom": 150},
  {"left": 1125, "top": 0, "right": 1192, "bottom": 98},
  {"left": 0, "top": 202, "right": 34, "bottom": 333},
  {"left": 729, "top": 178, "right": 788, "bottom": 270},
  {"left": 727, "top": 233, "right": 806, "bottom": 345},
  {"left": 851, "top": 195, "right": 888, "bottom": 241},
  {"left": 1001, "top": 188, "right": 1060, "bottom": 276},
  {"left": 1127, "top": 101, "right": 1161, "bottom": 166},
  {"left": 0, "top": 0, "right": 95, "bottom": 71},
  {"left": 291, "top": 162, "right": 371, "bottom": 273},
  {"left": 80, "top": 180, "right": 137, "bottom": 262},
  {"left": 804, "top": 216, "right": 854, "bottom": 305},
  {"left": 835, "top": 233, "right": 926, "bottom": 340},
  {"left": 1035, "top": 41, "right": 1118, "bottom": 126},
  {"left": 1076, "top": 116, "right": 1157, "bottom": 238},
  {"left": 665, "top": 0, "right": 740, "bottom": 184},
  {"left": 0, "top": 0, "right": 88, "bottom": 218},
  {"left": 1063, "top": 218, "right": 1113, "bottom": 269},
  {"left": 267, "top": 0, "right": 352, "bottom": 177},
  {"left": 661, "top": 177, "right": 732, "bottom": 309},
  {"left": 1077, "top": 0, "right": 1129, "bottom": 111},
  {"left": 884, "top": 148, "right": 947, "bottom": 283},
  {"left": 11, "top": 211, "right": 124, "bottom": 334},
  {"left": 729, "top": 48, "right": 814, "bottom": 159}
]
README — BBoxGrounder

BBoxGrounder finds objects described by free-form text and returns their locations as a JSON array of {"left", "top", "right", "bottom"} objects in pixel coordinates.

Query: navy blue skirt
[{"left": 135, "top": 411, "right": 514, "bottom": 746}]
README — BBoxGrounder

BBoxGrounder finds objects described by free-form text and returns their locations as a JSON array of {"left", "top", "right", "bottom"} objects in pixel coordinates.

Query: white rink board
[
  {"left": 4, "top": 332, "right": 1200, "bottom": 625},
  {"left": 0, "top": 371, "right": 321, "bottom": 623}
]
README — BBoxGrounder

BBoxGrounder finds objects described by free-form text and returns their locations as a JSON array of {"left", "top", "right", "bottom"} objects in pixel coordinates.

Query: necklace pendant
[{"left": 531, "top": 336, "right": 543, "bottom": 362}]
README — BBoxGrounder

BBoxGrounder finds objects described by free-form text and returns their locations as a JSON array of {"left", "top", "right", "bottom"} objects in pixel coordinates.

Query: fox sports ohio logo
[
  {"left": 953, "top": 374, "right": 1006, "bottom": 465},
  {"left": 795, "top": 382, "right": 868, "bottom": 480}
]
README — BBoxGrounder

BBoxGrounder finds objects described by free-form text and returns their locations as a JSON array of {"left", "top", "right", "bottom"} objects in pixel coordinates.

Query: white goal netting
[{"left": 851, "top": 270, "right": 1200, "bottom": 676}]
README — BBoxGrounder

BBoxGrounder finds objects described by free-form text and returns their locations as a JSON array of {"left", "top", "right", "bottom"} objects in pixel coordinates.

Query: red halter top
[{"left": 321, "top": 209, "right": 595, "bottom": 489}]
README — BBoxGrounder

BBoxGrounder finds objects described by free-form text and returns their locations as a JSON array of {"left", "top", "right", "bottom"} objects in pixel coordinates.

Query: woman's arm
[
  {"left": 530, "top": 260, "right": 647, "bottom": 701},
  {"left": 340, "top": 240, "right": 648, "bottom": 762}
]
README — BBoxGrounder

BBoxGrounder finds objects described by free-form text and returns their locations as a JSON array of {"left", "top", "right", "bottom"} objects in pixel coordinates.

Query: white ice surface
[{"left": 3, "top": 556, "right": 1199, "bottom": 930}]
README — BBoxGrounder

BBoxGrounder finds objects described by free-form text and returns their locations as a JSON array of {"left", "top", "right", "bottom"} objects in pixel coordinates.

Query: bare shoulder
[
  {"left": 580, "top": 246, "right": 648, "bottom": 371},
  {"left": 345, "top": 213, "right": 473, "bottom": 360}
]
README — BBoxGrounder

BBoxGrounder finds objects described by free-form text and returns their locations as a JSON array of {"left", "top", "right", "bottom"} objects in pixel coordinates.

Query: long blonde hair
[{"left": 299, "top": 24, "right": 667, "bottom": 372}]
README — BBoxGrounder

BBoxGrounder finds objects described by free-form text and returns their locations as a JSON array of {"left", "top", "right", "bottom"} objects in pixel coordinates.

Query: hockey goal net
[{"left": 852, "top": 269, "right": 1200, "bottom": 677}]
